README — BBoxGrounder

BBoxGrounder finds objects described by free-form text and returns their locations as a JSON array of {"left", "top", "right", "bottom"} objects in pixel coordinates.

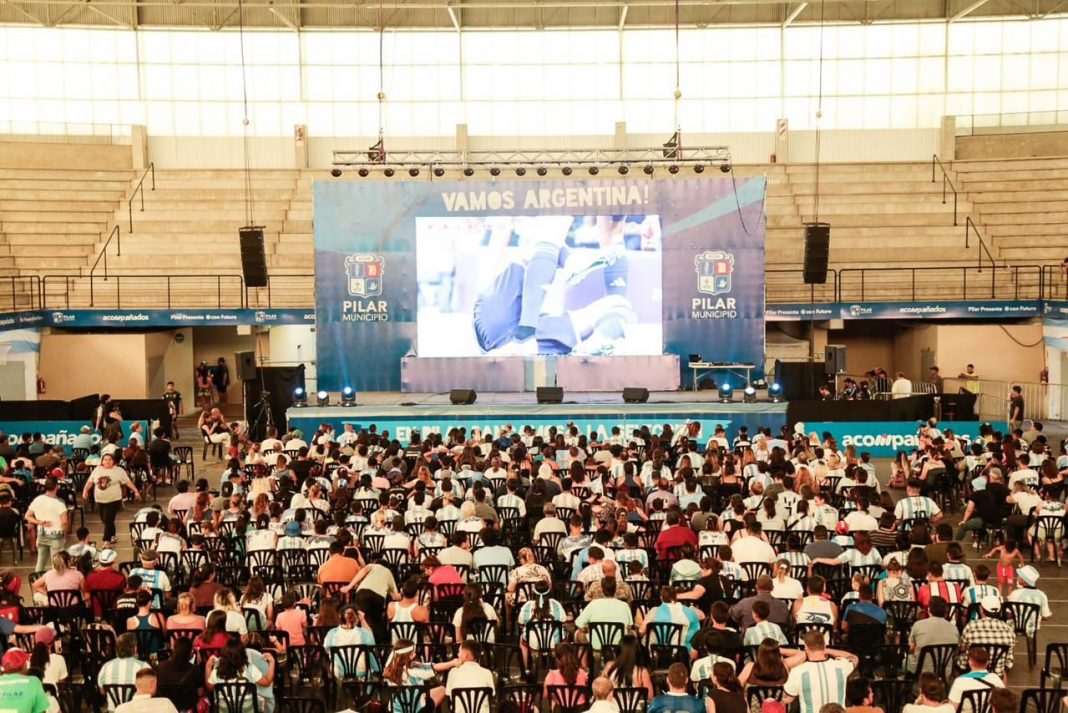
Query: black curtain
[{"left": 243, "top": 365, "right": 305, "bottom": 442}]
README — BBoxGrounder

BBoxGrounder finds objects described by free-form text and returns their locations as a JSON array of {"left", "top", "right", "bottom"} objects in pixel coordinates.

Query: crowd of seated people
[{"left": 0, "top": 417, "right": 1062, "bottom": 713}]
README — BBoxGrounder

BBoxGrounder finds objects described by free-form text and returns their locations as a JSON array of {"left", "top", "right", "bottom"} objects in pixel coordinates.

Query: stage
[{"left": 286, "top": 391, "right": 789, "bottom": 443}]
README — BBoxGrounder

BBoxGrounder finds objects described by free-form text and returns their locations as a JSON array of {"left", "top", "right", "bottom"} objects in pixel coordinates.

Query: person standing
[
  {"left": 891, "top": 372, "right": 913, "bottom": 400},
  {"left": 25, "top": 477, "right": 67, "bottom": 574},
  {"left": 1009, "top": 386, "right": 1025, "bottom": 433},
  {"left": 195, "top": 362, "right": 213, "bottom": 412},
  {"left": 162, "top": 381, "right": 182, "bottom": 439},
  {"left": 958, "top": 364, "right": 981, "bottom": 394},
  {"left": 82, "top": 453, "right": 141, "bottom": 544},
  {"left": 928, "top": 367, "right": 944, "bottom": 393},
  {"left": 212, "top": 357, "right": 231, "bottom": 406}
]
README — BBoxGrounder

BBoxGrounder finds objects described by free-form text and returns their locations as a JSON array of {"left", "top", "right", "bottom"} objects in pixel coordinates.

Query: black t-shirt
[
  {"left": 694, "top": 573, "right": 725, "bottom": 612},
  {"left": 290, "top": 459, "right": 315, "bottom": 485},
  {"left": 162, "top": 391, "right": 182, "bottom": 413},
  {"left": 147, "top": 438, "right": 172, "bottom": 468},
  {"left": 972, "top": 482, "right": 1009, "bottom": 524},
  {"left": 1011, "top": 395, "right": 1025, "bottom": 420}
]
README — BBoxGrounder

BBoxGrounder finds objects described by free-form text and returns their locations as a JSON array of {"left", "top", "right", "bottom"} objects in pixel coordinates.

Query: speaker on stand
[
  {"left": 240, "top": 226, "right": 268, "bottom": 289},
  {"left": 803, "top": 223, "right": 830, "bottom": 285}
]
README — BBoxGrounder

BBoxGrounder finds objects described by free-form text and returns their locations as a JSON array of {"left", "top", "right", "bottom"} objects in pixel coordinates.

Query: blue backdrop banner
[
  {"left": 314, "top": 178, "right": 767, "bottom": 391},
  {"left": 811, "top": 420, "right": 1006, "bottom": 457},
  {"left": 0, "top": 420, "right": 149, "bottom": 454}
]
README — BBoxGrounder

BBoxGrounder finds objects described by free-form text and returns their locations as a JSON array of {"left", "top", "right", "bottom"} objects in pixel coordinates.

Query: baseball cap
[
  {"left": 1, "top": 648, "right": 29, "bottom": 673},
  {"left": 1018, "top": 565, "right": 1040, "bottom": 587},
  {"left": 34, "top": 626, "right": 56, "bottom": 646},
  {"left": 835, "top": 521, "right": 850, "bottom": 535},
  {"left": 980, "top": 595, "right": 1001, "bottom": 613},
  {"left": 285, "top": 521, "right": 301, "bottom": 537},
  {"left": 98, "top": 549, "right": 118, "bottom": 565}
]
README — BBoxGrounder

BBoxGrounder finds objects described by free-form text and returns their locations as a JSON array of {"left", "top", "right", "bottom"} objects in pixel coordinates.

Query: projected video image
[{"left": 416, "top": 215, "right": 663, "bottom": 357}]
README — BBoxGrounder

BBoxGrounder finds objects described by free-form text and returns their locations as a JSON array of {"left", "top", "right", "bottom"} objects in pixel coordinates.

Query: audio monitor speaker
[
  {"left": 449, "top": 389, "right": 477, "bottom": 405},
  {"left": 622, "top": 387, "right": 650, "bottom": 404},
  {"left": 235, "top": 350, "right": 257, "bottom": 381},
  {"left": 825, "top": 344, "right": 847, "bottom": 375},
  {"left": 536, "top": 386, "right": 564, "bottom": 404},
  {"left": 802, "top": 223, "right": 830, "bottom": 285},
  {"left": 240, "top": 226, "right": 268, "bottom": 288}
]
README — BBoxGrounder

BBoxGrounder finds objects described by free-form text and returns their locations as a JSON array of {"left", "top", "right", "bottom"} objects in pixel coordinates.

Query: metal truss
[{"left": 332, "top": 146, "right": 733, "bottom": 170}]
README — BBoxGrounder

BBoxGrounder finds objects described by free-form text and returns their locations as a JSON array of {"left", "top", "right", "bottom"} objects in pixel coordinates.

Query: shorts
[{"left": 997, "top": 564, "right": 1016, "bottom": 585}]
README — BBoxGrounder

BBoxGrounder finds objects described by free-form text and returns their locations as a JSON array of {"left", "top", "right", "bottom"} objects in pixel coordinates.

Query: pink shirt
[
  {"left": 43, "top": 569, "right": 84, "bottom": 594},
  {"left": 545, "top": 669, "right": 588, "bottom": 699},
  {"left": 276, "top": 608, "right": 307, "bottom": 646},
  {"left": 429, "top": 566, "right": 463, "bottom": 586}
]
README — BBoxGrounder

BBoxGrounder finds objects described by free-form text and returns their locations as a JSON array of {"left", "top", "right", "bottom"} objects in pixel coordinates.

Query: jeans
[
  {"left": 955, "top": 517, "right": 986, "bottom": 543},
  {"left": 98, "top": 500, "right": 122, "bottom": 542},
  {"left": 35, "top": 533, "right": 66, "bottom": 573}
]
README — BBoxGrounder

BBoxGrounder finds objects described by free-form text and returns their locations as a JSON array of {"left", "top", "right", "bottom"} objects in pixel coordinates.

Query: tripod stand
[{"left": 243, "top": 355, "right": 275, "bottom": 442}]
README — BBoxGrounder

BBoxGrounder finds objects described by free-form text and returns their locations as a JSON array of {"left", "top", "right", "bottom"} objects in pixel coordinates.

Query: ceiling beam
[
  {"left": 0, "top": 0, "right": 47, "bottom": 24},
  {"left": 949, "top": 0, "right": 991, "bottom": 19},
  {"left": 267, "top": 0, "right": 299, "bottom": 29},
  {"left": 617, "top": 2, "right": 627, "bottom": 27},
  {"left": 782, "top": 1, "right": 806, "bottom": 25},
  {"left": 447, "top": 4, "right": 461, "bottom": 29}
]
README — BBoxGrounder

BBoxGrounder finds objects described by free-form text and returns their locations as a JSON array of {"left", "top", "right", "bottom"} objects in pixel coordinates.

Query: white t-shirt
[
  {"left": 733, "top": 536, "right": 777, "bottom": 565},
  {"left": 87, "top": 467, "right": 131, "bottom": 504},
  {"left": 445, "top": 662, "right": 495, "bottom": 713},
  {"left": 28, "top": 494, "right": 67, "bottom": 537},
  {"left": 948, "top": 672, "right": 1004, "bottom": 704}
]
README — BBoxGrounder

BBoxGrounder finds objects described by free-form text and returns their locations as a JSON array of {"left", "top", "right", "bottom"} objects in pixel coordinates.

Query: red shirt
[
  {"left": 85, "top": 568, "right": 127, "bottom": 617},
  {"left": 655, "top": 525, "right": 698, "bottom": 560}
]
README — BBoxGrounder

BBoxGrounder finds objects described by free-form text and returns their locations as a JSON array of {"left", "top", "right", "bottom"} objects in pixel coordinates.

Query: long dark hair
[
  {"left": 553, "top": 643, "right": 580, "bottom": 685},
  {"left": 199, "top": 611, "right": 227, "bottom": 644},
  {"left": 29, "top": 642, "right": 49, "bottom": 672},
  {"left": 458, "top": 583, "right": 487, "bottom": 638},
  {"left": 215, "top": 639, "right": 247, "bottom": 680},
  {"left": 608, "top": 634, "right": 641, "bottom": 686},
  {"left": 713, "top": 661, "right": 743, "bottom": 693},
  {"left": 752, "top": 639, "right": 788, "bottom": 683}
]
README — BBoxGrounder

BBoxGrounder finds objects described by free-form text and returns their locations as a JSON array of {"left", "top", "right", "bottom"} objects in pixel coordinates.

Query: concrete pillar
[
  {"left": 774, "top": 118, "right": 789, "bottom": 163},
  {"left": 940, "top": 116, "right": 956, "bottom": 160},
  {"left": 456, "top": 124, "right": 469, "bottom": 157},
  {"left": 614, "top": 122, "right": 627, "bottom": 151},
  {"left": 130, "top": 125, "right": 148, "bottom": 170},
  {"left": 293, "top": 124, "right": 308, "bottom": 169}
]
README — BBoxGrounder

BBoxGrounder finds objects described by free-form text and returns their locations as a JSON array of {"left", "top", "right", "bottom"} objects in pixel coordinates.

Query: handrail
[
  {"left": 127, "top": 162, "right": 155, "bottom": 233},
  {"left": 930, "top": 154, "right": 959, "bottom": 226},
  {"left": 87, "top": 224, "right": 120, "bottom": 307},
  {"left": 964, "top": 217, "right": 999, "bottom": 297}
]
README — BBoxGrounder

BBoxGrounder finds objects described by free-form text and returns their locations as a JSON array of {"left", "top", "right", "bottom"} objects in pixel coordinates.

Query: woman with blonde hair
[
  {"left": 167, "top": 592, "right": 207, "bottom": 631},
  {"left": 32, "top": 552, "right": 83, "bottom": 606},
  {"left": 382, "top": 639, "right": 460, "bottom": 711},
  {"left": 251, "top": 493, "right": 271, "bottom": 519},
  {"left": 793, "top": 465, "right": 817, "bottom": 494},
  {"left": 507, "top": 547, "right": 552, "bottom": 609},
  {"left": 210, "top": 587, "right": 248, "bottom": 636}
]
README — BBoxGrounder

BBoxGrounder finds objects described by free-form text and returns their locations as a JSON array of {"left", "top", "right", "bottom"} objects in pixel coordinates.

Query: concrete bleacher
[{"left": 953, "top": 156, "right": 1068, "bottom": 266}]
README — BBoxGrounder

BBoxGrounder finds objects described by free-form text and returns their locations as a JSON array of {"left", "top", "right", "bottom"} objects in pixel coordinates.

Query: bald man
[{"left": 584, "top": 559, "right": 634, "bottom": 602}]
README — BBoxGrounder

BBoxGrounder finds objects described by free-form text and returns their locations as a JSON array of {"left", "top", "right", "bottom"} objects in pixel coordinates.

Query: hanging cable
[
  {"left": 998, "top": 324, "right": 1044, "bottom": 348},
  {"left": 376, "top": 0, "right": 387, "bottom": 153},
  {"left": 236, "top": 0, "right": 255, "bottom": 227},
  {"left": 672, "top": 0, "right": 682, "bottom": 145},
  {"left": 812, "top": 0, "right": 826, "bottom": 224}
]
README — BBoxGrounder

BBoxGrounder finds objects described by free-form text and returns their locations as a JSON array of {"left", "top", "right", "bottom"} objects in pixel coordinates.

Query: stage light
[
  {"left": 769, "top": 383, "right": 783, "bottom": 402},
  {"left": 618, "top": 165, "right": 629, "bottom": 175},
  {"left": 721, "top": 164, "right": 732, "bottom": 173},
  {"left": 588, "top": 166, "right": 599, "bottom": 175},
  {"left": 562, "top": 167, "right": 573, "bottom": 176},
  {"left": 292, "top": 387, "right": 307, "bottom": 407},
  {"left": 316, "top": 390, "right": 329, "bottom": 406},
  {"left": 384, "top": 168, "right": 395, "bottom": 177},
  {"left": 536, "top": 167, "right": 548, "bottom": 176},
  {"left": 694, "top": 164, "right": 705, "bottom": 174},
  {"left": 330, "top": 168, "right": 342, "bottom": 178},
  {"left": 409, "top": 168, "right": 420, "bottom": 177},
  {"left": 463, "top": 167, "right": 475, "bottom": 177},
  {"left": 341, "top": 386, "right": 356, "bottom": 407},
  {"left": 433, "top": 167, "right": 445, "bottom": 177},
  {"left": 718, "top": 383, "right": 733, "bottom": 403},
  {"left": 743, "top": 386, "right": 757, "bottom": 403},
  {"left": 516, "top": 167, "right": 527, "bottom": 176},
  {"left": 490, "top": 167, "right": 501, "bottom": 177},
  {"left": 357, "top": 168, "right": 369, "bottom": 178},
  {"left": 668, "top": 165, "right": 680, "bottom": 175},
  {"left": 643, "top": 165, "right": 654, "bottom": 175}
]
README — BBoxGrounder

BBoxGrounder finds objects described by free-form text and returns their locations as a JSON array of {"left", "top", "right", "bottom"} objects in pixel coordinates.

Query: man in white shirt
[
  {"left": 533, "top": 503, "right": 567, "bottom": 542},
  {"left": 26, "top": 476, "right": 69, "bottom": 573},
  {"left": 1009, "top": 455, "right": 1040, "bottom": 489},
  {"left": 483, "top": 457, "right": 508, "bottom": 485},
  {"left": 444, "top": 641, "right": 495, "bottom": 713},
  {"left": 337, "top": 424, "right": 358, "bottom": 448},
  {"left": 783, "top": 630, "right": 858, "bottom": 713},
  {"left": 733, "top": 522, "right": 777, "bottom": 566},
  {"left": 115, "top": 667, "right": 179, "bottom": 713},
  {"left": 260, "top": 427, "right": 283, "bottom": 453},
  {"left": 891, "top": 372, "right": 912, "bottom": 399},
  {"left": 948, "top": 646, "right": 1004, "bottom": 706},
  {"left": 439, "top": 531, "right": 475, "bottom": 570}
]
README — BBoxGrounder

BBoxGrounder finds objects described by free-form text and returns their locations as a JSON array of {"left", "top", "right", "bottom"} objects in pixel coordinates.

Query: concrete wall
[
  {"left": 956, "top": 130, "right": 1068, "bottom": 160},
  {"left": 934, "top": 322, "right": 1044, "bottom": 384},
  {"left": 892, "top": 324, "right": 939, "bottom": 380},
  {"left": 0, "top": 141, "right": 132, "bottom": 170},
  {"left": 191, "top": 327, "right": 258, "bottom": 404}
]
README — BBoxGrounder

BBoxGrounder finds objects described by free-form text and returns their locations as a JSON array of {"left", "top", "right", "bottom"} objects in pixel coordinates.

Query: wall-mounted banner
[
  {"left": 313, "top": 178, "right": 768, "bottom": 391},
  {"left": 767, "top": 301, "right": 1041, "bottom": 322},
  {"left": 812, "top": 420, "right": 1007, "bottom": 457},
  {"left": 40, "top": 309, "right": 314, "bottom": 328},
  {"left": 0, "top": 420, "right": 149, "bottom": 454}
]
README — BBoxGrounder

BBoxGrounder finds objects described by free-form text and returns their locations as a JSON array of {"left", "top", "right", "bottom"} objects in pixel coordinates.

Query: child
[
  {"left": 962, "top": 564, "right": 1001, "bottom": 619},
  {"left": 985, "top": 540, "right": 1025, "bottom": 597},
  {"left": 625, "top": 559, "right": 649, "bottom": 581},
  {"left": 1007, "top": 565, "right": 1052, "bottom": 636},
  {"left": 743, "top": 600, "right": 787, "bottom": 646}
]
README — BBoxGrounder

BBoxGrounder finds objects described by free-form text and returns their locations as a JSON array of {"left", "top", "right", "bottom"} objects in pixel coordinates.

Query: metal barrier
[
  {"left": 766, "top": 269, "right": 838, "bottom": 303},
  {"left": 0, "top": 276, "right": 41, "bottom": 313},
  {"left": 41, "top": 274, "right": 246, "bottom": 310},
  {"left": 838, "top": 265, "right": 1042, "bottom": 302},
  {"left": 128, "top": 163, "right": 155, "bottom": 233},
  {"left": 931, "top": 154, "right": 960, "bottom": 226}
]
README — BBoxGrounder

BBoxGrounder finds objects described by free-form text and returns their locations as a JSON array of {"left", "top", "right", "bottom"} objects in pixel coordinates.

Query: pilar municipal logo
[
  {"left": 695, "top": 251, "right": 734, "bottom": 296},
  {"left": 345, "top": 254, "right": 385, "bottom": 298}
]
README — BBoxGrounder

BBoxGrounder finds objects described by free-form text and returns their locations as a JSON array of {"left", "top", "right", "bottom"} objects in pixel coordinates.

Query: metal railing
[
  {"left": 0, "top": 276, "right": 41, "bottom": 312},
  {"left": 941, "top": 377, "right": 1068, "bottom": 423},
  {"left": 931, "top": 154, "right": 959, "bottom": 226},
  {"left": 766, "top": 269, "right": 838, "bottom": 304},
  {"left": 38, "top": 273, "right": 313, "bottom": 311},
  {"left": 837, "top": 264, "right": 1042, "bottom": 302},
  {"left": 87, "top": 225, "right": 120, "bottom": 307},
  {"left": 128, "top": 162, "right": 155, "bottom": 233},
  {"left": 955, "top": 111, "right": 1068, "bottom": 137}
]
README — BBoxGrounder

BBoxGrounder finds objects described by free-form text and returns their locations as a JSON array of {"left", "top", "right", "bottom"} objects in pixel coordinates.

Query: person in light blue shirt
[
  {"left": 72, "top": 426, "right": 95, "bottom": 452},
  {"left": 472, "top": 528, "right": 515, "bottom": 586}
]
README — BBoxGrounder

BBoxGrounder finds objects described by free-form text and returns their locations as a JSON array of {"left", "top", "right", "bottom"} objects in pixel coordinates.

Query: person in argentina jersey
[{"left": 783, "top": 630, "right": 859, "bottom": 713}]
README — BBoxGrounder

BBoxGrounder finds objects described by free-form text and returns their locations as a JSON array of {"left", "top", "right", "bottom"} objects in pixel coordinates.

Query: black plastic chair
[
  {"left": 746, "top": 685, "right": 785, "bottom": 711},
  {"left": 103, "top": 684, "right": 137, "bottom": 709},
  {"left": 871, "top": 677, "right": 914, "bottom": 713},
  {"left": 613, "top": 686, "right": 650, "bottom": 713},
  {"left": 383, "top": 685, "right": 430, "bottom": 713},
  {"left": 588, "top": 621, "right": 625, "bottom": 651},
  {"left": 1019, "top": 687, "right": 1064, "bottom": 713},
  {"left": 1002, "top": 600, "right": 1042, "bottom": 668},
  {"left": 644, "top": 621, "right": 683, "bottom": 646},
  {"left": 960, "top": 687, "right": 993, "bottom": 713},
  {"left": 451, "top": 686, "right": 495, "bottom": 713},
  {"left": 501, "top": 684, "right": 541, "bottom": 713},
  {"left": 278, "top": 697, "right": 327, "bottom": 713},
  {"left": 545, "top": 684, "right": 591, "bottom": 713},
  {"left": 213, "top": 681, "right": 262, "bottom": 713},
  {"left": 916, "top": 643, "right": 958, "bottom": 678}
]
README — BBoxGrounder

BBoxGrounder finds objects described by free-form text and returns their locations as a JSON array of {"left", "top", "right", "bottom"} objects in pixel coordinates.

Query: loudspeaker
[
  {"left": 449, "top": 389, "right": 477, "bottom": 405},
  {"left": 536, "top": 386, "right": 564, "bottom": 404},
  {"left": 802, "top": 223, "right": 830, "bottom": 285},
  {"left": 239, "top": 226, "right": 268, "bottom": 288},
  {"left": 824, "top": 344, "right": 847, "bottom": 375},
  {"left": 622, "top": 387, "right": 650, "bottom": 404},
  {"left": 235, "top": 351, "right": 257, "bottom": 381}
]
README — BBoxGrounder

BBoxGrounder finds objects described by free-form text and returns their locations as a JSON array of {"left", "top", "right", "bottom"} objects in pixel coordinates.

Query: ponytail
[{"left": 713, "top": 661, "right": 742, "bottom": 693}]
